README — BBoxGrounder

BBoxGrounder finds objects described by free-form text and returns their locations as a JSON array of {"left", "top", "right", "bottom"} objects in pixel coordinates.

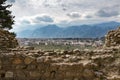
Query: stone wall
[
  {"left": 105, "top": 27, "right": 120, "bottom": 47},
  {"left": 0, "top": 29, "right": 18, "bottom": 50},
  {"left": 0, "top": 27, "right": 120, "bottom": 80},
  {"left": 0, "top": 46, "right": 120, "bottom": 80}
]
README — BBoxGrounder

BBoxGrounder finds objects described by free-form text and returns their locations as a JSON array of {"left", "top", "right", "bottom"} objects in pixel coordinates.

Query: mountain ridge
[{"left": 17, "top": 21, "right": 120, "bottom": 38}]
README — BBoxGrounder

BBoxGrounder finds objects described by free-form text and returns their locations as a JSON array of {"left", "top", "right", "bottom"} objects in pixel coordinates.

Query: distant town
[{"left": 17, "top": 38, "right": 104, "bottom": 50}]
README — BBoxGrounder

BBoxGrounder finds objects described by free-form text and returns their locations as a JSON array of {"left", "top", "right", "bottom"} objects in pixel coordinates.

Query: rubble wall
[
  {"left": 0, "top": 29, "right": 18, "bottom": 49},
  {"left": 105, "top": 27, "right": 120, "bottom": 47},
  {"left": 0, "top": 27, "right": 120, "bottom": 80},
  {"left": 0, "top": 47, "right": 120, "bottom": 80}
]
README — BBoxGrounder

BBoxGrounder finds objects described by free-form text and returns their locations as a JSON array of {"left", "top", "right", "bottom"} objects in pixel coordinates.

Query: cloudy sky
[{"left": 7, "top": 0, "right": 120, "bottom": 32}]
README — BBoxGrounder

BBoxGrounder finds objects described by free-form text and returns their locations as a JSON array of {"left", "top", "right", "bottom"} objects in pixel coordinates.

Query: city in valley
[
  {"left": 1, "top": 0, "right": 120, "bottom": 80},
  {"left": 17, "top": 38, "right": 104, "bottom": 51}
]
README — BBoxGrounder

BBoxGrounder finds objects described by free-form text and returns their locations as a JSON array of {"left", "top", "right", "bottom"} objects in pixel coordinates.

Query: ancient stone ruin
[
  {"left": 105, "top": 27, "right": 120, "bottom": 47},
  {"left": 0, "top": 29, "right": 18, "bottom": 50},
  {"left": 0, "top": 27, "right": 120, "bottom": 80},
  {"left": 0, "top": 46, "right": 120, "bottom": 80}
]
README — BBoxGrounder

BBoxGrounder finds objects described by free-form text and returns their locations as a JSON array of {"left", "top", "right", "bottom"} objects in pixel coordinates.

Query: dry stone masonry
[
  {"left": 0, "top": 46, "right": 120, "bottom": 80},
  {"left": 0, "top": 27, "right": 120, "bottom": 80},
  {"left": 105, "top": 27, "right": 120, "bottom": 47},
  {"left": 0, "top": 29, "right": 18, "bottom": 49}
]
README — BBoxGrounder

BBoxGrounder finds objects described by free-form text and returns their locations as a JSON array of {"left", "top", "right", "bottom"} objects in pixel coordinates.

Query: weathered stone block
[
  {"left": 5, "top": 71, "right": 13, "bottom": 78},
  {"left": 29, "top": 71, "right": 41, "bottom": 77},
  {"left": 83, "top": 69, "right": 95, "bottom": 80},
  {"left": 12, "top": 58, "right": 22, "bottom": 64},
  {"left": 15, "top": 65, "right": 27, "bottom": 69},
  {"left": 15, "top": 71, "right": 27, "bottom": 78},
  {"left": 24, "top": 57, "right": 35, "bottom": 64}
]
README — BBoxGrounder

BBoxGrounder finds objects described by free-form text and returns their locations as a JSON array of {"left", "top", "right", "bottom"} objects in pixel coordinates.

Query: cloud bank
[{"left": 7, "top": 0, "right": 120, "bottom": 32}]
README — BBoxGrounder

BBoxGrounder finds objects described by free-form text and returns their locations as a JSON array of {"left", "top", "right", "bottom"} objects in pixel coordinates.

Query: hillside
[{"left": 17, "top": 21, "right": 120, "bottom": 38}]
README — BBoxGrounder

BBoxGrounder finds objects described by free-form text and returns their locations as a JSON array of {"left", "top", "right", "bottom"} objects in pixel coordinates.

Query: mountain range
[{"left": 17, "top": 21, "right": 120, "bottom": 38}]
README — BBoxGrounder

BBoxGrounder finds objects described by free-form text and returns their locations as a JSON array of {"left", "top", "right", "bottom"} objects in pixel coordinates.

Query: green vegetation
[
  {"left": 0, "top": 0, "right": 14, "bottom": 30},
  {"left": 0, "top": 0, "right": 18, "bottom": 49}
]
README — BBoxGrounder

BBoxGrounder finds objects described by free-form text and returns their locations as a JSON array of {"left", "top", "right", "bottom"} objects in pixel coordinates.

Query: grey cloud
[
  {"left": 34, "top": 15, "right": 54, "bottom": 23},
  {"left": 96, "top": 8, "right": 119, "bottom": 17},
  {"left": 62, "top": 8, "right": 67, "bottom": 11},
  {"left": 67, "top": 12, "right": 81, "bottom": 18},
  {"left": 85, "top": 15, "right": 93, "bottom": 18},
  {"left": 7, "top": 0, "right": 16, "bottom": 3},
  {"left": 10, "top": 0, "right": 120, "bottom": 33}
]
